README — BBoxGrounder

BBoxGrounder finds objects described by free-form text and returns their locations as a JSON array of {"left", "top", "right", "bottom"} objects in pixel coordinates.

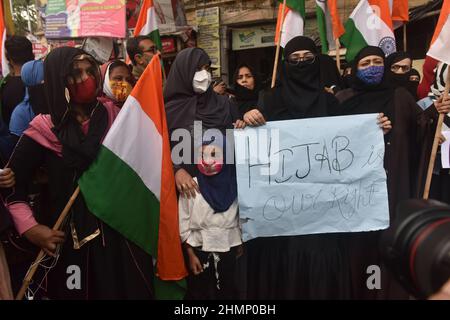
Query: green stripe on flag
[
  {"left": 154, "top": 276, "right": 187, "bottom": 300},
  {"left": 316, "top": 5, "right": 329, "bottom": 54},
  {"left": 149, "top": 29, "right": 162, "bottom": 52},
  {"left": 340, "top": 19, "right": 368, "bottom": 62},
  {"left": 79, "top": 146, "right": 160, "bottom": 257},
  {"left": 279, "top": 0, "right": 305, "bottom": 17}
]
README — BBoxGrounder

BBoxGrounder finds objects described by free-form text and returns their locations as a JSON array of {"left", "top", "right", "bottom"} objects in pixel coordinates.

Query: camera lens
[{"left": 380, "top": 199, "right": 450, "bottom": 298}]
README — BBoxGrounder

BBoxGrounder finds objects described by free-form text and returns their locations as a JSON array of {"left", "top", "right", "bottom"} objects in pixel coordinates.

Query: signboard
[
  {"left": 45, "top": 0, "right": 126, "bottom": 39},
  {"left": 232, "top": 25, "right": 275, "bottom": 51},
  {"left": 162, "top": 37, "right": 176, "bottom": 53},
  {"left": 196, "top": 7, "right": 220, "bottom": 77},
  {"left": 234, "top": 114, "right": 390, "bottom": 242}
]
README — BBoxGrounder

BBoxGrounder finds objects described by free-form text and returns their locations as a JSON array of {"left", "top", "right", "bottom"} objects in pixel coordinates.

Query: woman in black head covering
[
  {"left": 253, "top": 36, "right": 340, "bottom": 122},
  {"left": 6, "top": 47, "right": 155, "bottom": 299},
  {"left": 165, "top": 48, "right": 243, "bottom": 299},
  {"left": 341, "top": 62, "right": 354, "bottom": 89},
  {"left": 232, "top": 63, "right": 262, "bottom": 117},
  {"left": 385, "top": 51, "right": 416, "bottom": 97},
  {"left": 335, "top": 46, "right": 450, "bottom": 300},
  {"left": 408, "top": 68, "right": 421, "bottom": 100},
  {"left": 241, "top": 36, "right": 352, "bottom": 300},
  {"left": 164, "top": 47, "right": 242, "bottom": 198}
]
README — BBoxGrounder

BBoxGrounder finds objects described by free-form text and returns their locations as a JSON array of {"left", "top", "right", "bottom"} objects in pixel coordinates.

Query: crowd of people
[{"left": 0, "top": 34, "right": 449, "bottom": 300}]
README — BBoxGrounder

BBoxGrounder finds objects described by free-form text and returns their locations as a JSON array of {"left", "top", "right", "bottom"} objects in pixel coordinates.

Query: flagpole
[
  {"left": 335, "top": 38, "right": 341, "bottom": 72},
  {"left": 423, "top": 71, "right": 450, "bottom": 199},
  {"left": 271, "top": 0, "right": 287, "bottom": 88},
  {"left": 15, "top": 187, "right": 80, "bottom": 300},
  {"left": 403, "top": 24, "right": 407, "bottom": 51}
]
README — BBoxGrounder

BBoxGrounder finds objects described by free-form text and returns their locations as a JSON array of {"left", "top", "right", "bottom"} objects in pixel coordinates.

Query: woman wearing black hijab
[
  {"left": 336, "top": 46, "right": 449, "bottom": 300},
  {"left": 385, "top": 51, "right": 418, "bottom": 98},
  {"left": 232, "top": 63, "right": 261, "bottom": 118},
  {"left": 241, "top": 36, "right": 352, "bottom": 300},
  {"left": 164, "top": 48, "right": 243, "bottom": 299},
  {"left": 164, "top": 47, "right": 242, "bottom": 198},
  {"left": 6, "top": 47, "right": 154, "bottom": 299}
]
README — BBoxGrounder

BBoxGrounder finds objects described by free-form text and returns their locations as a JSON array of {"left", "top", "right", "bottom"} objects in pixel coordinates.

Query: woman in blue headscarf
[{"left": 9, "top": 59, "right": 47, "bottom": 139}]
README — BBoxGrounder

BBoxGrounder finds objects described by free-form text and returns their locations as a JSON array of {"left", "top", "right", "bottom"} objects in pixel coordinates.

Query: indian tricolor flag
[
  {"left": 275, "top": 0, "right": 305, "bottom": 48},
  {"left": 134, "top": 0, "right": 162, "bottom": 51},
  {"left": 391, "top": 0, "right": 409, "bottom": 28},
  {"left": 427, "top": 0, "right": 450, "bottom": 65},
  {"left": 79, "top": 55, "right": 187, "bottom": 299},
  {"left": 0, "top": 0, "right": 9, "bottom": 76},
  {"left": 340, "top": 0, "right": 396, "bottom": 62},
  {"left": 316, "top": 0, "right": 345, "bottom": 53}
]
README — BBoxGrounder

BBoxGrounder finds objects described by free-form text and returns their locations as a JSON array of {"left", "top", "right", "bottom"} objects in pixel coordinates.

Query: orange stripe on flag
[
  {"left": 275, "top": 5, "right": 289, "bottom": 45},
  {"left": 134, "top": 0, "right": 154, "bottom": 36},
  {"left": 368, "top": 0, "right": 394, "bottom": 30},
  {"left": 392, "top": 0, "right": 409, "bottom": 22},
  {"left": 328, "top": 0, "right": 345, "bottom": 39},
  {"left": 131, "top": 55, "right": 188, "bottom": 280},
  {"left": 431, "top": 0, "right": 450, "bottom": 45}
]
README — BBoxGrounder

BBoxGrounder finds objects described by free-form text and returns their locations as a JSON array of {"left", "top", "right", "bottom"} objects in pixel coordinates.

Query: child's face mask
[
  {"left": 110, "top": 80, "right": 133, "bottom": 102},
  {"left": 197, "top": 145, "right": 223, "bottom": 176}
]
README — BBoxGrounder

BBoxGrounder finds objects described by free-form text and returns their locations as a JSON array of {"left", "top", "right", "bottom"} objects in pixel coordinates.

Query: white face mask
[{"left": 192, "top": 69, "right": 212, "bottom": 93}]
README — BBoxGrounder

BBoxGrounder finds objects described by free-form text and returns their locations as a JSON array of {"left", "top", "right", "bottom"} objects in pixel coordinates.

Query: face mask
[
  {"left": 193, "top": 69, "right": 212, "bottom": 93},
  {"left": 356, "top": 66, "right": 385, "bottom": 85},
  {"left": 68, "top": 76, "right": 98, "bottom": 104},
  {"left": 197, "top": 157, "right": 223, "bottom": 176},
  {"left": 110, "top": 80, "right": 133, "bottom": 102}
]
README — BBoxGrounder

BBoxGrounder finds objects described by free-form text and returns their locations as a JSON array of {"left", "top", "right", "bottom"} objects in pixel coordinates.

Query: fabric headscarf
[
  {"left": 196, "top": 135, "right": 237, "bottom": 213},
  {"left": 385, "top": 51, "right": 413, "bottom": 89},
  {"left": 408, "top": 68, "right": 421, "bottom": 100},
  {"left": 339, "top": 46, "right": 395, "bottom": 117},
  {"left": 429, "top": 62, "right": 449, "bottom": 99},
  {"left": 263, "top": 36, "right": 335, "bottom": 120},
  {"left": 102, "top": 62, "right": 115, "bottom": 101},
  {"left": 164, "top": 47, "right": 236, "bottom": 131},
  {"left": 10, "top": 60, "right": 46, "bottom": 136},
  {"left": 233, "top": 63, "right": 261, "bottom": 117},
  {"left": 44, "top": 47, "right": 107, "bottom": 172}
]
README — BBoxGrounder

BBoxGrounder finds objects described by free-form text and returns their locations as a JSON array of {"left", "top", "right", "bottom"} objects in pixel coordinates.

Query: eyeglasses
[
  {"left": 391, "top": 64, "right": 411, "bottom": 73},
  {"left": 287, "top": 53, "right": 316, "bottom": 65}
]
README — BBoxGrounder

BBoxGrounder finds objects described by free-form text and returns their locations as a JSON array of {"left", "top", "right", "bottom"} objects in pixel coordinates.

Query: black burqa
[
  {"left": 385, "top": 51, "right": 417, "bottom": 98},
  {"left": 164, "top": 47, "right": 238, "bottom": 177},
  {"left": 232, "top": 63, "right": 261, "bottom": 117},
  {"left": 243, "top": 36, "right": 351, "bottom": 300},
  {"left": 260, "top": 36, "right": 339, "bottom": 120},
  {"left": 9, "top": 47, "right": 154, "bottom": 299},
  {"left": 164, "top": 47, "right": 237, "bottom": 131},
  {"left": 336, "top": 46, "right": 427, "bottom": 300}
]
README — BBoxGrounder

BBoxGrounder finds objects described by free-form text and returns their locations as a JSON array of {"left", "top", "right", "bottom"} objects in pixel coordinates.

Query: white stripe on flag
[
  {"left": 103, "top": 95, "right": 163, "bottom": 200},
  {"left": 139, "top": 7, "right": 158, "bottom": 36}
]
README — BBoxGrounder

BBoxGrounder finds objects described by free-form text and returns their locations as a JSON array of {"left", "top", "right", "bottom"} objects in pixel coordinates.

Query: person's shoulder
[{"left": 335, "top": 88, "right": 355, "bottom": 103}]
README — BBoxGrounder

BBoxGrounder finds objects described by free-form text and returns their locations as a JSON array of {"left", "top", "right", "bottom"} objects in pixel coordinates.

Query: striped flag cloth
[
  {"left": 79, "top": 54, "right": 187, "bottom": 299},
  {"left": 340, "top": 0, "right": 396, "bottom": 62},
  {"left": 426, "top": 0, "right": 450, "bottom": 65},
  {"left": 134, "top": 0, "right": 162, "bottom": 51},
  {"left": 275, "top": 0, "right": 306, "bottom": 48},
  {"left": 316, "top": 0, "right": 345, "bottom": 53}
]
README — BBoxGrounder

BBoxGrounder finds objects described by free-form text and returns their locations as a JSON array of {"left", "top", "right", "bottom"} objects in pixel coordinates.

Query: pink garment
[
  {"left": 8, "top": 202, "right": 37, "bottom": 235},
  {"left": 9, "top": 101, "right": 120, "bottom": 236},
  {"left": 24, "top": 114, "right": 63, "bottom": 157}
]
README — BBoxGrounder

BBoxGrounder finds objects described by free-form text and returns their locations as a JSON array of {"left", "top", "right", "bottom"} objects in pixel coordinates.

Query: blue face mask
[{"left": 356, "top": 66, "right": 385, "bottom": 85}]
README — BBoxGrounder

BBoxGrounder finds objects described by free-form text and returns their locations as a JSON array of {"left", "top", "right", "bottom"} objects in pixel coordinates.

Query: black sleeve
[{"left": 6, "top": 135, "right": 45, "bottom": 203}]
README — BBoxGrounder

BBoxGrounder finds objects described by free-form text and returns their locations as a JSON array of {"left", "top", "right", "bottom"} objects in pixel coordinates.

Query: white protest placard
[
  {"left": 441, "top": 131, "right": 450, "bottom": 169},
  {"left": 234, "top": 114, "right": 390, "bottom": 242}
]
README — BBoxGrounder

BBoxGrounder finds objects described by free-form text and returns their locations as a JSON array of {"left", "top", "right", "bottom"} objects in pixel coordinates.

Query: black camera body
[{"left": 381, "top": 199, "right": 450, "bottom": 299}]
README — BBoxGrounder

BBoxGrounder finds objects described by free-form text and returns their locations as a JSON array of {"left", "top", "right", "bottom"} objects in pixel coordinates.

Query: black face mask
[
  {"left": 388, "top": 72, "right": 410, "bottom": 89},
  {"left": 28, "top": 83, "right": 49, "bottom": 115}
]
